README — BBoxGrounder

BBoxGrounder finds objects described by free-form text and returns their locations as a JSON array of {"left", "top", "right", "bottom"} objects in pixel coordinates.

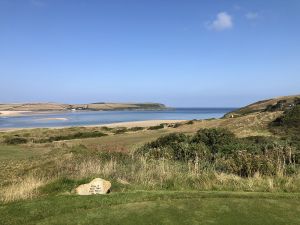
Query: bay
[{"left": 0, "top": 108, "right": 235, "bottom": 128}]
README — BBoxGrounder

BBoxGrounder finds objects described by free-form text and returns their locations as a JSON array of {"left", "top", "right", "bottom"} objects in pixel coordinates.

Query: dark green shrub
[
  {"left": 4, "top": 136, "right": 28, "bottom": 145},
  {"left": 172, "top": 123, "right": 182, "bottom": 128},
  {"left": 147, "top": 124, "right": 164, "bottom": 130},
  {"left": 137, "top": 128, "right": 298, "bottom": 176},
  {"left": 185, "top": 120, "right": 194, "bottom": 125},
  {"left": 192, "top": 128, "right": 236, "bottom": 154},
  {"left": 269, "top": 105, "right": 300, "bottom": 151},
  {"left": 101, "top": 126, "right": 113, "bottom": 131},
  {"left": 37, "top": 131, "right": 107, "bottom": 143},
  {"left": 136, "top": 133, "right": 210, "bottom": 161},
  {"left": 271, "top": 105, "right": 300, "bottom": 129},
  {"left": 144, "top": 133, "right": 189, "bottom": 148},
  {"left": 128, "top": 127, "right": 144, "bottom": 131}
]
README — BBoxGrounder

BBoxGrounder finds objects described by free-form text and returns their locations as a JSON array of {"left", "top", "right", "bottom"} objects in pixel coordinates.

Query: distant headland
[{"left": 0, "top": 102, "right": 167, "bottom": 116}]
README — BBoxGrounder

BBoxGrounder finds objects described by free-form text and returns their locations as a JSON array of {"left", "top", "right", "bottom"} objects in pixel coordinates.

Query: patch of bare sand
[
  {"left": 0, "top": 111, "right": 31, "bottom": 117},
  {"left": 97, "top": 120, "right": 185, "bottom": 128},
  {"left": 0, "top": 120, "right": 185, "bottom": 132}
]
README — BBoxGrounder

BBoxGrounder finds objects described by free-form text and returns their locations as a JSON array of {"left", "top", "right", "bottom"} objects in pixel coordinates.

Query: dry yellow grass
[
  {"left": 173, "top": 111, "right": 282, "bottom": 137},
  {"left": 75, "top": 158, "right": 117, "bottom": 178},
  {"left": 0, "top": 175, "right": 45, "bottom": 202},
  {"left": 1, "top": 152, "right": 300, "bottom": 202}
]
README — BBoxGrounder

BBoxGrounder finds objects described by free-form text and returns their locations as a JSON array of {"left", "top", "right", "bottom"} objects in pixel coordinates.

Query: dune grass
[
  {"left": 2, "top": 148, "right": 300, "bottom": 203},
  {"left": 0, "top": 175, "right": 45, "bottom": 203}
]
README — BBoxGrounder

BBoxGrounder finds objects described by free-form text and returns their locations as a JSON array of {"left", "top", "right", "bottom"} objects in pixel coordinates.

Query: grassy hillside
[
  {"left": 269, "top": 104, "right": 300, "bottom": 135},
  {"left": 269, "top": 104, "right": 300, "bottom": 152},
  {"left": 224, "top": 94, "right": 300, "bottom": 118}
]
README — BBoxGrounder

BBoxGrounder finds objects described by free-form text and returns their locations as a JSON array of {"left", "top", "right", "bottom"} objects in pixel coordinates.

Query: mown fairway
[{"left": 1, "top": 191, "right": 300, "bottom": 225}]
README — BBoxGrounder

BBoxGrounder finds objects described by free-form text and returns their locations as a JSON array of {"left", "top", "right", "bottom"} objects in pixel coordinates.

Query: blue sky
[{"left": 0, "top": 0, "right": 299, "bottom": 107}]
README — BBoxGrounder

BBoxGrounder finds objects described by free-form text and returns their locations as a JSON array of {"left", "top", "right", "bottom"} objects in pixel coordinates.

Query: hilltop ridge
[{"left": 224, "top": 94, "right": 300, "bottom": 118}]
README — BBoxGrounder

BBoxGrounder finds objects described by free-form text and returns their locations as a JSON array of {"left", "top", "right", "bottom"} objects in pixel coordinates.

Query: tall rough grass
[
  {"left": 1, "top": 144, "right": 300, "bottom": 203},
  {"left": 2, "top": 152, "right": 300, "bottom": 203},
  {"left": 0, "top": 175, "right": 45, "bottom": 203},
  {"left": 37, "top": 153, "right": 300, "bottom": 192}
]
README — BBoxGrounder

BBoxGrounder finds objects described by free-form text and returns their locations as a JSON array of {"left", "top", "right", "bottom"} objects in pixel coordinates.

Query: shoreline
[
  {"left": 0, "top": 119, "right": 185, "bottom": 132},
  {"left": 0, "top": 108, "right": 172, "bottom": 117},
  {"left": 0, "top": 111, "right": 32, "bottom": 117},
  {"left": 95, "top": 120, "right": 185, "bottom": 128}
]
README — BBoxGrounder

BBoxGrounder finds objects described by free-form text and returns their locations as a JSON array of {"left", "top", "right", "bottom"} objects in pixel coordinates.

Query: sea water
[{"left": 0, "top": 108, "right": 235, "bottom": 129}]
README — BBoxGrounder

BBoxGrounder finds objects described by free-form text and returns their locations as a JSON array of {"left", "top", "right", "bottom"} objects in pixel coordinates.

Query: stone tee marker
[{"left": 75, "top": 178, "right": 111, "bottom": 195}]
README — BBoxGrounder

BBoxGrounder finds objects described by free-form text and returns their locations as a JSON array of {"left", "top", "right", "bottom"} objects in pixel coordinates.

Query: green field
[{"left": 1, "top": 191, "right": 300, "bottom": 225}]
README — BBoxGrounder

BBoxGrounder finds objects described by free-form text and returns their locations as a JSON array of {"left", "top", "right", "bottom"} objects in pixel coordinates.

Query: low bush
[
  {"left": 192, "top": 128, "right": 236, "bottom": 155},
  {"left": 172, "top": 123, "right": 182, "bottom": 128},
  {"left": 147, "top": 124, "right": 164, "bottom": 130},
  {"left": 136, "top": 128, "right": 298, "bottom": 176},
  {"left": 4, "top": 136, "right": 28, "bottom": 145},
  {"left": 269, "top": 104, "right": 300, "bottom": 152},
  {"left": 270, "top": 105, "right": 300, "bottom": 132},
  {"left": 185, "top": 120, "right": 194, "bottom": 125},
  {"left": 38, "top": 131, "right": 107, "bottom": 143},
  {"left": 128, "top": 127, "right": 144, "bottom": 132},
  {"left": 100, "top": 126, "right": 113, "bottom": 131}
]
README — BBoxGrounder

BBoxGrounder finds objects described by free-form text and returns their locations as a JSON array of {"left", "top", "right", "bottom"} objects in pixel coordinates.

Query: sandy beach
[
  {"left": 0, "top": 111, "right": 31, "bottom": 117},
  {"left": 0, "top": 119, "right": 185, "bottom": 132},
  {"left": 96, "top": 120, "right": 185, "bottom": 128}
]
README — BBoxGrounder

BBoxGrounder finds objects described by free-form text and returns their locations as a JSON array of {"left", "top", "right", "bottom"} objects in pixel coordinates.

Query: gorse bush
[
  {"left": 185, "top": 120, "right": 194, "bottom": 125},
  {"left": 100, "top": 126, "right": 113, "bottom": 131},
  {"left": 269, "top": 104, "right": 300, "bottom": 154},
  {"left": 4, "top": 136, "right": 28, "bottom": 145},
  {"left": 147, "top": 124, "right": 164, "bottom": 130},
  {"left": 40, "top": 131, "right": 108, "bottom": 142},
  {"left": 136, "top": 128, "right": 298, "bottom": 176},
  {"left": 192, "top": 128, "right": 236, "bottom": 155},
  {"left": 1, "top": 130, "right": 109, "bottom": 144},
  {"left": 270, "top": 105, "right": 300, "bottom": 132}
]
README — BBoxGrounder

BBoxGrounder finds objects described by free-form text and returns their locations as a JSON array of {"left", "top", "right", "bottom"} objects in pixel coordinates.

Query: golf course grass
[{"left": 1, "top": 191, "right": 300, "bottom": 225}]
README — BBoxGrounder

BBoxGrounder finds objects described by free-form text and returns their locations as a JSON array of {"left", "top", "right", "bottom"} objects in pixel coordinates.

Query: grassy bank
[{"left": 1, "top": 146, "right": 300, "bottom": 203}]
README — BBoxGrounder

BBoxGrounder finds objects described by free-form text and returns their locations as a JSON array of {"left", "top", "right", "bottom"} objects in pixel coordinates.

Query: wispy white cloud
[
  {"left": 245, "top": 12, "right": 259, "bottom": 20},
  {"left": 206, "top": 12, "right": 233, "bottom": 31}
]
